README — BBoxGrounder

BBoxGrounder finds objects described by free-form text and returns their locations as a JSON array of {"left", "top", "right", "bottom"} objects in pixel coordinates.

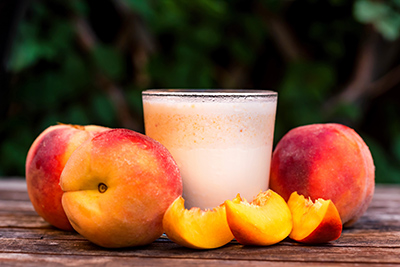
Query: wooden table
[{"left": 0, "top": 178, "right": 399, "bottom": 266}]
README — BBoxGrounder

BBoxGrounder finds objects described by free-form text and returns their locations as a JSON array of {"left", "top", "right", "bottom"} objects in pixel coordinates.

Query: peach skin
[
  {"left": 288, "top": 192, "right": 342, "bottom": 244},
  {"left": 60, "top": 128, "right": 182, "bottom": 248},
  {"left": 270, "top": 123, "right": 375, "bottom": 227},
  {"left": 25, "top": 124, "right": 108, "bottom": 231}
]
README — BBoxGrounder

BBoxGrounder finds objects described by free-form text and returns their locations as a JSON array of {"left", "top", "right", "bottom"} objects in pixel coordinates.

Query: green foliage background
[{"left": 2, "top": 0, "right": 400, "bottom": 184}]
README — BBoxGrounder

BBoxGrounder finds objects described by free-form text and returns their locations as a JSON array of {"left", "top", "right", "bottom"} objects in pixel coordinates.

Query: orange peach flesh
[
  {"left": 225, "top": 190, "right": 292, "bottom": 246},
  {"left": 288, "top": 192, "right": 342, "bottom": 244},
  {"left": 163, "top": 196, "right": 233, "bottom": 249},
  {"left": 25, "top": 124, "right": 108, "bottom": 231}
]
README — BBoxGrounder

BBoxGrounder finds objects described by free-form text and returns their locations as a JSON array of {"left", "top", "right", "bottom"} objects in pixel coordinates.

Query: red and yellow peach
[
  {"left": 25, "top": 124, "right": 108, "bottom": 231},
  {"left": 60, "top": 128, "right": 182, "bottom": 248},
  {"left": 270, "top": 123, "right": 375, "bottom": 226}
]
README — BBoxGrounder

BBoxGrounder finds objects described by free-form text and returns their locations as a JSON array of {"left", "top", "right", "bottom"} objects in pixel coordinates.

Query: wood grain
[{"left": 0, "top": 178, "right": 399, "bottom": 266}]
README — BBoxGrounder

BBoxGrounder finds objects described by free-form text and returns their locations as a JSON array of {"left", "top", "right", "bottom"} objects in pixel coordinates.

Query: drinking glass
[{"left": 142, "top": 89, "right": 278, "bottom": 209}]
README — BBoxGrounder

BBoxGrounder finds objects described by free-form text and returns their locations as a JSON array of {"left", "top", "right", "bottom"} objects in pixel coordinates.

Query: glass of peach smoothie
[{"left": 142, "top": 89, "right": 278, "bottom": 209}]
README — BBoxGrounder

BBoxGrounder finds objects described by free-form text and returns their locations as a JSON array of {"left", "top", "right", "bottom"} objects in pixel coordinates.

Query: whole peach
[
  {"left": 60, "top": 128, "right": 182, "bottom": 248},
  {"left": 269, "top": 123, "right": 375, "bottom": 227},
  {"left": 25, "top": 124, "right": 108, "bottom": 231}
]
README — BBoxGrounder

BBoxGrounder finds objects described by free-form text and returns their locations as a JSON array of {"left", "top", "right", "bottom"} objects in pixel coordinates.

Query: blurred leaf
[
  {"left": 39, "top": 114, "right": 61, "bottom": 131},
  {"left": 9, "top": 22, "right": 42, "bottom": 71},
  {"left": 331, "top": 102, "right": 362, "bottom": 122},
  {"left": 126, "top": 88, "right": 143, "bottom": 115},
  {"left": 329, "top": 0, "right": 347, "bottom": 6},
  {"left": 376, "top": 13, "right": 400, "bottom": 40},
  {"left": 92, "top": 44, "right": 125, "bottom": 80},
  {"left": 276, "top": 61, "right": 335, "bottom": 134},
  {"left": 230, "top": 39, "right": 253, "bottom": 64},
  {"left": 193, "top": 25, "right": 221, "bottom": 49},
  {"left": 63, "top": 105, "right": 90, "bottom": 125},
  {"left": 280, "top": 61, "right": 335, "bottom": 100},
  {"left": 242, "top": 15, "right": 265, "bottom": 47},
  {"left": 195, "top": 0, "right": 227, "bottom": 16},
  {"left": 69, "top": 0, "right": 89, "bottom": 15},
  {"left": 260, "top": 0, "right": 285, "bottom": 12},
  {"left": 61, "top": 53, "right": 91, "bottom": 91},
  {"left": 124, "top": 0, "right": 154, "bottom": 19},
  {"left": 150, "top": 0, "right": 186, "bottom": 32},
  {"left": 90, "top": 94, "right": 116, "bottom": 126},
  {"left": 354, "top": 0, "right": 400, "bottom": 40},
  {"left": 364, "top": 136, "right": 400, "bottom": 184},
  {"left": 9, "top": 3, "right": 74, "bottom": 71},
  {"left": 393, "top": 135, "right": 400, "bottom": 163},
  {"left": 354, "top": 0, "right": 389, "bottom": 22},
  {"left": 0, "top": 126, "right": 32, "bottom": 176}
]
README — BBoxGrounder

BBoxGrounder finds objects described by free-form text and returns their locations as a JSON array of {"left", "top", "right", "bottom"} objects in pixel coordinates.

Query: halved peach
[
  {"left": 287, "top": 192, "right": 342, "bottom": 244},
  {"left": 162, "top": 196, "right": 234, "bottom": 249},
  {"left": 225, "top": 190, "right": 292, "bottom": 246}
]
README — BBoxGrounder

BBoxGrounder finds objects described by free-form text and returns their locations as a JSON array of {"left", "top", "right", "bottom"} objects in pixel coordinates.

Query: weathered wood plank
[
  {"left": 0, "top": 224, "right": 399, "bottom": 249},
  {"left": 0, "top": 237, "right": 399, "bottom": 264},
  {"left": 4, "top": 253, "right": 387, "bottom": 267},
  {"left": 0, "top": 200, "right": 35, "bottom": 213},
  {"left": 0, "top": 191, "right": 30, "bottom": 201},
  {"left": 0, "top": 179, "right": 399, "bottom": 266},
  {"left": 0, "top": 208, "right": 399, "bottom": 247},
  {"left": 0, "top": 178, "right": 27, "bottom": 191},
  {"left": 0, "top": 228, "right": 84, "bottom": 241},
  {"left": 0, "top": 178, "right": 30, "bottom": 202},
  {"left": 0, "top": 214, "right": 49, "bottom": 229}
]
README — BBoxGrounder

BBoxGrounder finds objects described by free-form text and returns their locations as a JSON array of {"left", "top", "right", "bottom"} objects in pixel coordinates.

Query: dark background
[{"left": 1, "top": 0, "right": 400, "bottom": 183}]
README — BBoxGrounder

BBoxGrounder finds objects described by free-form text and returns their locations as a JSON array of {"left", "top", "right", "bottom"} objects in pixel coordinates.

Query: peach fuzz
[
  {"left": 225, "top": 190, "right": 292, "bottom": 246},
  {"left": 269, "top": 123, "right": 375, "bottom": 227},
  {"left": 288, "top": 192, "right": 342, "bottom": 244},
  {"left": 60, "top": 128, "right": 182, "bottom": 248},
  {"left": 163, "top": 196, "right": 234, "bottom": 249},
  {"left": 25, "top": 124, "right": 108, "bottom": 231}
]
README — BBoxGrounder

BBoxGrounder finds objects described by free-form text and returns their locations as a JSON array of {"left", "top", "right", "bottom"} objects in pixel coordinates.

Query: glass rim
[{"left": 142, "top": 89, "right": 277, "bottom": 98}]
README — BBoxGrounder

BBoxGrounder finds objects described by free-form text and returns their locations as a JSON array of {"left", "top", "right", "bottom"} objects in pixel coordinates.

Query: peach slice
[
  {"left": 225, "top": 190, "right": 292, "bottom": 246},
  {"left": 287, "top": 192, "right": 342, "bottom": 244},
  {"left": 162, "top": 196, "right": 234, "bottom": 249}
]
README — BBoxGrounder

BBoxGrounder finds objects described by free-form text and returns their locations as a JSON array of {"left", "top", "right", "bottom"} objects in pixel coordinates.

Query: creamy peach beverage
[{"left": 142, "top": 89, "right": 277, "bottom": 209}]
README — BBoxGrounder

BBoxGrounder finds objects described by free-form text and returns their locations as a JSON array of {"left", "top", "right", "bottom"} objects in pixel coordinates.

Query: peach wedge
[
  {"left": 225, "top": 190, "right": 292, "bottom": 246},
  {"left": 162, "top": 196, "right": 234, "bottom": 249},
  {"left": 288, "top": 192, "right": 342, "bottom": 244}
]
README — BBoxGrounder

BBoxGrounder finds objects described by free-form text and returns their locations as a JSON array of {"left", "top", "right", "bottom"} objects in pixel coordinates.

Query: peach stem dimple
[{"left": 98, "top": 183, "right": 108, "bottom": 193}]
